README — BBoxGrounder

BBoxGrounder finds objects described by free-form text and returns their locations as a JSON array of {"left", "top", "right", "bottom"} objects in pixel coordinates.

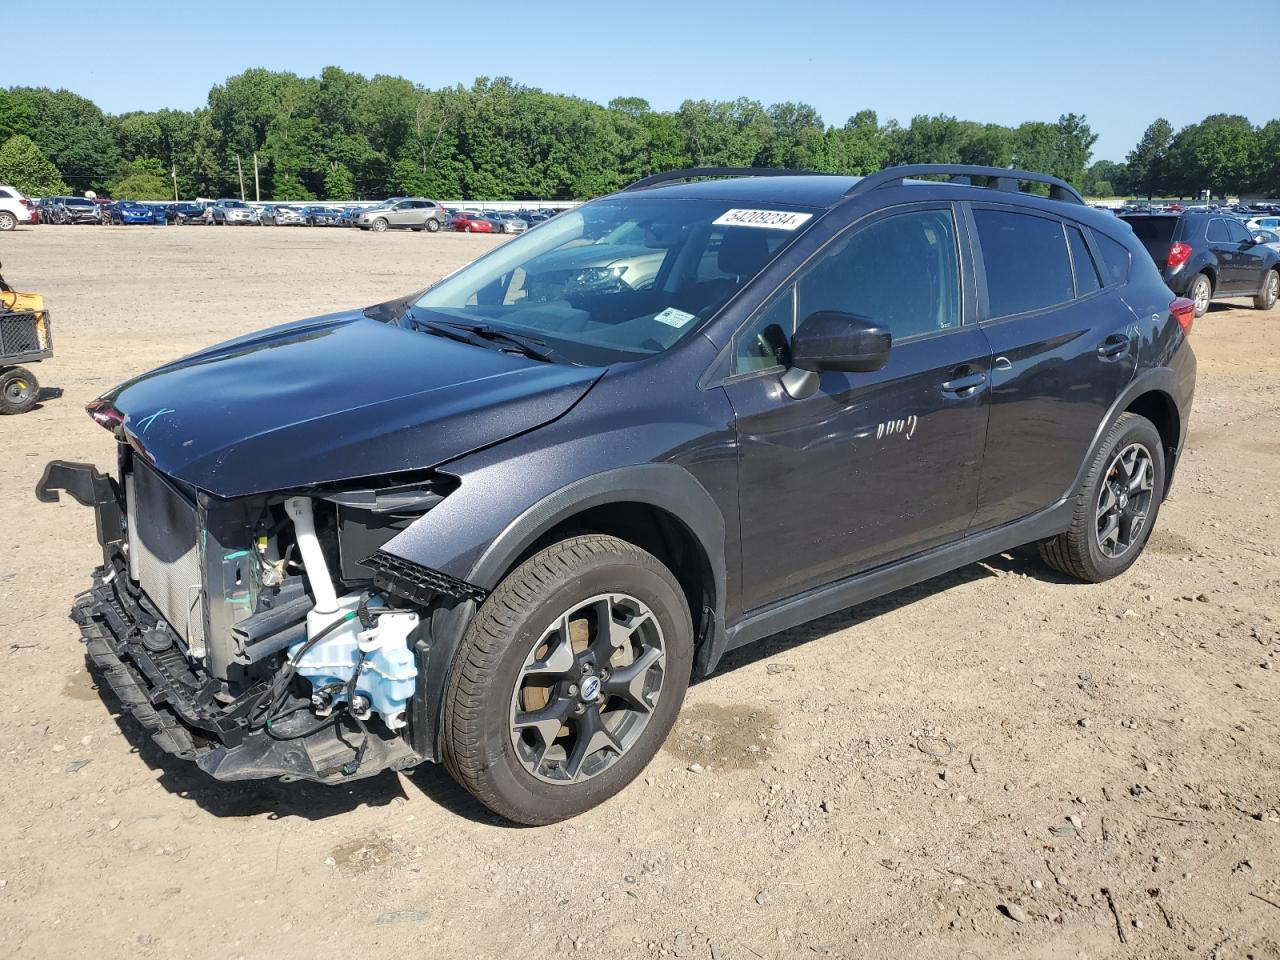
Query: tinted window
[
  {"left": 1206, "top": 219, "right": 1230, "bottom": 242},
  {"left": 1066, "top": 225, "right": 1101, "bottom": 295},
  {"left": 1224, "top": 219, "right": 1252, "bottom": 243},
  {"left": 0, "top": 189, "right": 10, "bottom": 198},
  {"left": 1093, "top": 232, "right": 1130, "bottom": 285},
  {"left": 796, "top": 208, "right": 961, "bottom": 340},
  {"left": 974, "top": 210, "right": 1073, "bottom": 318}
]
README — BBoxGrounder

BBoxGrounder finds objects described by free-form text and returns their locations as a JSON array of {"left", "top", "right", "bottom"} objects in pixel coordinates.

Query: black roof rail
[
  {"left": 622, "top": 166, "right": 829, "bottom": 192},
  {"left": 844, "top": 164, "right": 1086, "bottom": 205}
]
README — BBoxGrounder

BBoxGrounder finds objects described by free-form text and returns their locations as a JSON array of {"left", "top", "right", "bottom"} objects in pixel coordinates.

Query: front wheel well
[
  {"left": 503, "top": 502, "right": 715, "bottom": 652},
  {"left": 1124, "top": 390, "right": 1180, "bottom": 494}
]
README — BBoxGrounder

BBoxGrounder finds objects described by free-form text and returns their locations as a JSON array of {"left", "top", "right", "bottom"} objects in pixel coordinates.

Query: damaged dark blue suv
[{"left": 38, "top": 164, "right": 1196, "bottom": 823}]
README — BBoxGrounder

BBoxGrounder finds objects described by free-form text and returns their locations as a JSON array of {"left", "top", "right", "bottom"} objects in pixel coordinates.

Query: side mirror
[
  {"left": 782, "top": 311, "right": 892, "bottom": 399},
  {"left": 1253, "top": 234, "right": 1267, "bottom": 245}
]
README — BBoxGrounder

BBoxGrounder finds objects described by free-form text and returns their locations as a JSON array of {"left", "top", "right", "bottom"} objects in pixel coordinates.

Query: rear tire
[
  {"left": 425, "top": 218, "right": 441, "bottom": 233},
  {"left": 0, "top": 211, "right": 16, "bottom": 231},
  {"left": 442, "top": 534, "right": 693, "bottom": 825},
  {"left": 1039, "top": 413, "right": 1165, "bottom": 583},
  {"left": 0, "top": 367, "right": 40, "bottom": 415},
  {"left": 1189, "top": 272, "right": 1212, "bottom": 318},
  {"left": 1255, "top": 268, "right": 1279, "bottom": 310}
]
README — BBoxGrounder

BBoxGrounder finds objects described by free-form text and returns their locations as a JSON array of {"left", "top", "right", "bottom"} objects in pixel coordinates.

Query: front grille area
[{"left": 126, "top": 461, "right": 206, "bottom": 657}]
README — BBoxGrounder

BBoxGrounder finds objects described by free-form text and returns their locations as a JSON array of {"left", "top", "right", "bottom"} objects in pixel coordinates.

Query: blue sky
[{"left": 4, "top": 0, "right": 1270, "bottom": 162}]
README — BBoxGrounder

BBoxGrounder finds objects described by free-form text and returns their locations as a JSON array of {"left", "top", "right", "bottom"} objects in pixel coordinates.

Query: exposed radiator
[{"left": 126, "top": 461, "right": 206, "bottom": 658}]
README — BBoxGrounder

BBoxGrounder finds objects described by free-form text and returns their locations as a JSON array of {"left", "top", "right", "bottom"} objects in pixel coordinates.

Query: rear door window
[
  {"left": 1066, "top": 225, "right": 1102, "bottom": 295},
  {"left": 1206, "top": 219, "right": 1230, "bottom": 243},
  {"left": 973, "top": 209, "right": 1074, "bottom": 318}
]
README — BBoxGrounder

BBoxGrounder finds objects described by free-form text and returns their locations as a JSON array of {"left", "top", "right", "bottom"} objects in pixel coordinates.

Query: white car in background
[{"left": 0, "top": 186, "right": 34, "bottom": 231}]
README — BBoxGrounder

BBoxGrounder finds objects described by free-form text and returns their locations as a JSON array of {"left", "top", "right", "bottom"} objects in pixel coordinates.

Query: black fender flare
[
  {"left": 413, "top": 463, "right": 729, "bottom": 760},
  {"left": 1064, "top": 365, "right": 1189, "bottom": 503}
]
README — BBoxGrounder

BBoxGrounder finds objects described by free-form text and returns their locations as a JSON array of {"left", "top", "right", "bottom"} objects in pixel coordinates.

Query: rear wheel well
[
  {"left": 1199, "top": 266, "right": 1216, "bottom": 290},
  {"left": 1124, "top": 390, "right": 1180, "bottom": 493},
  {"left": 504, "top": 502, "right": 715, "bottom": 652}
]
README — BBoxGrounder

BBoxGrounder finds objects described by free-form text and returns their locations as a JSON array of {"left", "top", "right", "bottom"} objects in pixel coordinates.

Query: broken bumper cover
[{"left": 71, "top": 568, "right": 421, "bottom": 785}]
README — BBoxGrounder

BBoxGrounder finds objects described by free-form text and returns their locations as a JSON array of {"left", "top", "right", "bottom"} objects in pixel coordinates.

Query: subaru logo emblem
[{"left": 580, "top": 675, "right": 601, "bottom": 702}]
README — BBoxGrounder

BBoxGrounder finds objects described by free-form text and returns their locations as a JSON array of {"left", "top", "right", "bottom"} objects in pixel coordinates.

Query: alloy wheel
[
  {"left": 509, "top": 592, "right": 666, "bottom": 785},
  {"left": 1095, "top": 442, "right": 1155, "bottom": 558},
  {"left": 1267, "top": 271, "right": 1279, "bottom": 307},
  {"left": 1192, "top": 276, "right": 1211, "bottom": 315},
  {"left": 0, "top": 212, "right": 15, "bottom": 231}
]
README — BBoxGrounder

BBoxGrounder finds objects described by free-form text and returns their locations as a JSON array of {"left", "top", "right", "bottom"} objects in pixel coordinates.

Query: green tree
[
  {"left": 6, "top": 87, "right": 120, "bottom": 193},
  {"left": 824, "top": 110, "right": 888, "bottom": 175},
  {"left": 1255, "top": 120, "right": 1280, "bottom": 196},
  {"left": 324, "top": 162, "right": 354, "bottom": 200},
  {"left": 0, "top": 134, "right": 68, "bottom": 196},
  {"left": 1167, "top": 115, "right": 1257, "bottom": 197},
  {"left": 1082, "top": 159, "right": 1130, "bottom": 197},
  {"left": 1126, "top": 118, "right": 1173, "bottom": 198}
]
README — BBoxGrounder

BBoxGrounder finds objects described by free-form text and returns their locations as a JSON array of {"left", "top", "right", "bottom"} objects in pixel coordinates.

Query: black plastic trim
[
  {"left": 845, "top": 164, "right": 1086, "bottom": 206},
  {"left": 363, "top": 550, "right": 489, "bottom": 605},
  {"left": 623, "top": 166, "right": 832, "bottom": 192}
]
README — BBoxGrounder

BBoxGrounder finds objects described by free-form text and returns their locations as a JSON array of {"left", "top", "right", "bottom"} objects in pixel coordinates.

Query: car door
[
  {"left": 1223, "top": 216, "right": 1267, "bottom": 292},
  {"left": 722, "top": 203, "right": 992, "bottom": 611},
  {"left": 385, "top": 201, "right": 410, "bottom": 227},
  {"left": 965, "top": 205, "right": 1138, "bottom": 532},
  {"left": 1206, "top": 218, "right": 1243, "bottom": 291}
]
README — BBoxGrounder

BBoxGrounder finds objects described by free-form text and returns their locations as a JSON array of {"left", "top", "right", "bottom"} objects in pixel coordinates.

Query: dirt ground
[{"left": 1, "top": 224, "right": 1277, "bottom": 960}]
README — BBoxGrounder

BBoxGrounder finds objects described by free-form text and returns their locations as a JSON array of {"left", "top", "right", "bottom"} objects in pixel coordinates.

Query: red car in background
[
  {"left": 449, "top": 211, "right": 495, "bottom": 233},
  {"left": 20, "top": 199, "right": 38, "bottom": 224}
]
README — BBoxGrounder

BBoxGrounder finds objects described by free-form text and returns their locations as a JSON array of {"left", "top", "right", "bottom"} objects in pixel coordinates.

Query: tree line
[{"left": 0, "top": 69, "right": 1275, "bottom": 202}]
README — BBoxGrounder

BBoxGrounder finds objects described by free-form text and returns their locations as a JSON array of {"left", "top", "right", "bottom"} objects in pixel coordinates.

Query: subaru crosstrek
[{"left": 38, "top": 164, "right": 1196, "bottom": 824}]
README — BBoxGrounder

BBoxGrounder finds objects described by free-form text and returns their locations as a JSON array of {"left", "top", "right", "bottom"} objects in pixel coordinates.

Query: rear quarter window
[
  {"left": 973, "top": 209, "right": 1074, "bottom": 318},
  {"left": 1091, "top": 231, "right": 1131, "bottom": 285}
]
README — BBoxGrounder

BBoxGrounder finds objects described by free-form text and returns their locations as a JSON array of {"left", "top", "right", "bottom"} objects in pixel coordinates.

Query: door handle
[
  {"left": 941, "top": 371, "right": 986, "bottom": 397},
  {"left": 1097, "top": 334, "right": 1131, "bottom": 358}
]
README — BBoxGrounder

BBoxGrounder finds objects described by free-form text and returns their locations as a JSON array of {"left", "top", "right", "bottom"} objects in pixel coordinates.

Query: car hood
[{"left": 97, "top": 310, "right": 603, "bottom": 498}]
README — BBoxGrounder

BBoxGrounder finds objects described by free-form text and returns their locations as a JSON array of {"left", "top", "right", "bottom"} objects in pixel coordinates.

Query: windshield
[{"left": 412, "top": 196, "right": 809, "bottom": 364}]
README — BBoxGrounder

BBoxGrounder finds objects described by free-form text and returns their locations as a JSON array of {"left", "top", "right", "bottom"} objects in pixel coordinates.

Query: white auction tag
[
  {"left": 712, "top": 209, "right": 813, "bottom": 230},
  {"left": 654, "top": 307, "right": 696, "bottom": 328}
]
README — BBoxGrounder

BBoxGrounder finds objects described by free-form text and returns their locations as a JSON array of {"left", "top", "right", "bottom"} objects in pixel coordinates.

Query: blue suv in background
[{"left": 40, "top": 164, "right": 1196, "bottom": 824}]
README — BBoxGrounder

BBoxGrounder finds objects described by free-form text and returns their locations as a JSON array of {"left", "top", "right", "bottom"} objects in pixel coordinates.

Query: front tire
[
  {"left": 0, "top": 367, "right": 40, "bottom": 414},
  {"left": 1039, "top": 413, "right": 1165, "bottom": 582},
  {"left": 1189, "top": 272, "right": 1212, "bottom": 318},
  {"left": 1255, "top": 268, "right": 1279, "bottom": 311},
  {"left": 371, "top": 217, "right": 388, "bottom": 233},
  {"left": 442, "top": 535, "right": 693, "bottom": 825}
]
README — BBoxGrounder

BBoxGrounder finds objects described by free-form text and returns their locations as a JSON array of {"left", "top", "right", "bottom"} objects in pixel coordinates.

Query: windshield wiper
[{"left": 409, "top": 312, "right": 561, "bottom": 363}]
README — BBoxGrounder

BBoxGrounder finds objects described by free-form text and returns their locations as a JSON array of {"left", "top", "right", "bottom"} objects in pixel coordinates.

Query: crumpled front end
[{"left": 38, "top": 448, "right": 482, "bottom": 785}]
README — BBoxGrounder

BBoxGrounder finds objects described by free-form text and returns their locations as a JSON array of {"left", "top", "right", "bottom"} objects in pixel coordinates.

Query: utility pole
[
  {"left": 236, "top": 156, "right": 245, "bottom": 201},
  {"left": 171, "top": 163, "right": 179, "bottom": 202},
  {"left": 253, "top": 152, "right": 261, "bottom": 202}
]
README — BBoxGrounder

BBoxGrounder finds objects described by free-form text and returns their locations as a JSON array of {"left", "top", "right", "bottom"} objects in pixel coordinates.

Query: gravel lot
[{"left": 1, "top": 225, "right": 1278, "bottom": 960}]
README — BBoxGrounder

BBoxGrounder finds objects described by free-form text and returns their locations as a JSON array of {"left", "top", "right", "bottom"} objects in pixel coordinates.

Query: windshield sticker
[
  {"left": 654, "top": 307, "right": 696, "bottom": 328},
  {"left": 712, "top": 209, "right": 813, "bottom": 231}
]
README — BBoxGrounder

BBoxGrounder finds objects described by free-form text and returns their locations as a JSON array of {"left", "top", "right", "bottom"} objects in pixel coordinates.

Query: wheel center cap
[
  {"left": 580, "top": 675, "right": 601, "bottom": 702},
  {"left": 1118, "top": 492, "right": 1129, "bottom": 510}
]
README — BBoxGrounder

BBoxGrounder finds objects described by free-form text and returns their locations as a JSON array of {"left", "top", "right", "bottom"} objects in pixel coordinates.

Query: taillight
[
  {"left": 1170, "top": 297, "right": 1195, "bottom": 335},
  {"left": 1167, "top": 241, "right": 1192, "bottom": 269}
]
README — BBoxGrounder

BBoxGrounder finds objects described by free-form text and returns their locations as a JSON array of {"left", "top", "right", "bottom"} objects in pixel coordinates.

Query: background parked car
[
  {"left": 108, "top": 200, "right": 165, "bottom": 225},
  {"left": 354, "top": 198, "right": 446, "bottom": 232},
  {"left": 449, "top": 210, "right": 494, "bottom": 233},
  {"left": 1120, "top": 209, "right": 1280, "bottom": 316},
  {"left": 1245, "top": 215, "right": 1280, "bottom": 233},
  {"left": 301, "top": 205, "right": 346, "bottom": 226},
  {"left": 484, "top": 211, "right": 527, "bottom": 234},
  {"left": 0, "top": 186, "right": 34, "bottom": 230},
  {"left": 168, "top": 201, "right": 209, "bottom": 224},
  {"left": 55, "top": 196, "right": 102, "bottom": 224},
  {"left": 211, "top": 199, "right": 259, "bottom": 225},
  {"left": 261, "top": 204, "right": 306, "bottom": 226}
]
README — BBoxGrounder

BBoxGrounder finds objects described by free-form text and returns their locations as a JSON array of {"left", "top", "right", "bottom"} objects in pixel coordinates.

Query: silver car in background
[
  {"left": 485, "top": 211, "right": 528, "bottom": 234},
  {"left": 355, "top": 198, "right": 447, "bottom": 233},
  {"left": 211, "top": 199, "right": 260, "bottom": 225}
]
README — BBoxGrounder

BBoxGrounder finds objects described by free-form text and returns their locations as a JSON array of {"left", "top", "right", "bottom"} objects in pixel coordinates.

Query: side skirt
[{"left": 717, "top": 499, "right": 1073, "bottom": 660}]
